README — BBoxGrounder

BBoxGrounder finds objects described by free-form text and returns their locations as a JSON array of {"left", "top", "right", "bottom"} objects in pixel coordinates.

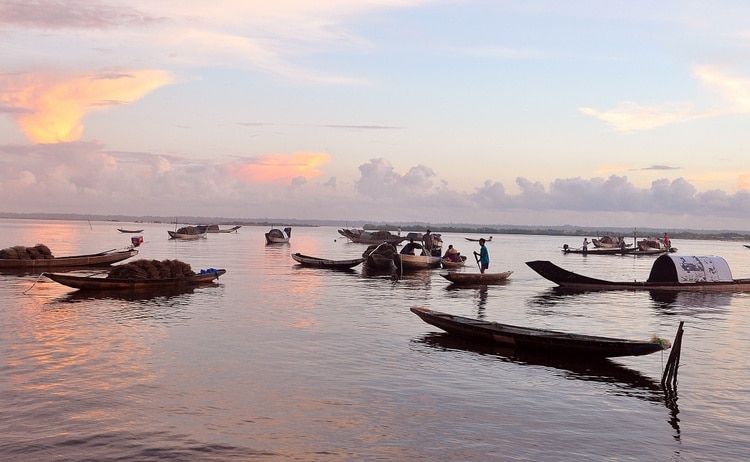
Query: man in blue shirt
[{"left": 473, "top": 238, "right": 489, "bottom": 273}]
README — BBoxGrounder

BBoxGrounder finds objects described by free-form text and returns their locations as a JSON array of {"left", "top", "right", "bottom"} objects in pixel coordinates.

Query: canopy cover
[{"left": 647, "top": 255, "right": 733, "bottom": 283}]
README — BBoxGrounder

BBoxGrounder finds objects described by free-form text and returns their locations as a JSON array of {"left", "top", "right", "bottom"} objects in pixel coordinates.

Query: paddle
[{"left": 474, "top": 251, "right": 481, "bottom": 271}]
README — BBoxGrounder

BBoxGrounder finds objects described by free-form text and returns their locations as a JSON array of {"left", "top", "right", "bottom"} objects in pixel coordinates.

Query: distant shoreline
[{"left": 2, "top": 212, "right": 749, "bottom": 242}]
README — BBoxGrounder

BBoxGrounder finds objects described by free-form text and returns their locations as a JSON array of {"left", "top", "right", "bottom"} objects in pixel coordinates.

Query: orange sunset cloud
[
  {"left": 227, "top": 152, "right": 331, "bottom": 183},
  {"left": 0, "top": 70, "right": 172, "bottom": 143}
]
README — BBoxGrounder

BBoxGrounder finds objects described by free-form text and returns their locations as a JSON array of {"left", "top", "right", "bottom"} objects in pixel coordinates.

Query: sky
[{"left": 1, "top": 1, "right": 749, "bottom": 230}]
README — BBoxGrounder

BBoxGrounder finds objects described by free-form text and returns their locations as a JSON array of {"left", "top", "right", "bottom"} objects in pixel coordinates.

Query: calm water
[{"left": 1, "top": 219, "right": 749, "bottom": 461}]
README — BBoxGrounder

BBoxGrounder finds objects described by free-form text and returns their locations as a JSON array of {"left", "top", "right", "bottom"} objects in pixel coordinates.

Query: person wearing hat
[
  {"left": 473, "top": 238, "right": 489, "bottom": 273},
  {"left": 443, "top": 244, "right": 461, "bottom": 263}
]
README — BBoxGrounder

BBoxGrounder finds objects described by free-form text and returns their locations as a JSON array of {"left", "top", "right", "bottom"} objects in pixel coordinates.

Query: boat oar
[{"left": 473, "top": 251, "right": 481, "bottom": 271}]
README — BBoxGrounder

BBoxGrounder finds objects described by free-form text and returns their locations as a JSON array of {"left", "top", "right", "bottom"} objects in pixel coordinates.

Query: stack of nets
[
  {"left": 0, "top": 244, "right": 54, "bottom": 260},
  {"left": 175, "top": 226, "right": 202, "bottom": 235},
  {"left": 107, "top": 259, "right": 195, "bottom": 280}
]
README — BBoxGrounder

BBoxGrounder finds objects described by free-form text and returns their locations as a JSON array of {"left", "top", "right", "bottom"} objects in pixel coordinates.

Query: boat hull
[
  {"left": 526, "top": 260, "right": 750, "bottom": 292},
  {"left": 0, "top": 249, "right": 138, "bottom": 270},
  {"left": 168, "top": 231, "right": 207, "bottom": 240},
  {"left": 440, "top": 271, "right": 513, "bottom": 285},
  {"left": 410, "top": 307, "right": 669, "bottom": 358},
  {"left": 46, "top": 269, "right": 226, "bottom": 290},
  {"left": 398, "top": 254, "right": 441, "bottom": 270},
  {"left": 292, "top": 253, "right": 364, "bottom": 269}
]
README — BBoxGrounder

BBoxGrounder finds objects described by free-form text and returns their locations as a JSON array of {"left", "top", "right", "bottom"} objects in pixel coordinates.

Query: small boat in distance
[
  {"left": 527, "top": 255, "right": 750, "bottom": 292},
  {"left": 440, "top": 271, "right": 513, "bottom": 285},
  {"left": 465, "top": 236, "right": 493, "bottom": 242},
  {"left": 198, "top": 224, "right": 242, "bottom": 233},
  {"left": 265, "top": 227, "right": 292, "bottom": 244},
  {"left": 117, "top": 228, "right": 144, "bottom": 233},
  {"left": 168, "top": 226, "right": 207, "bottom": 240},
  {"left": 292, "top": 253, "right": 364, "bottom": 270},
  {"left": 0, "top": 245, "right": 138, "bottom": 271},
  {"left": 338, "top": 228, "right": 406, "bottom": 245},
  {"left": 410, "top": 307, "right": 671, "bottom": 358}
]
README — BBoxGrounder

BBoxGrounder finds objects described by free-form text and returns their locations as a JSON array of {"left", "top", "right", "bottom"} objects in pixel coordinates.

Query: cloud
[
  {"left": 0, "top": 70, "right": 172, "bottom": 143},
  {"left": 580, "top": 66, "right": 750, "bottom": 132},
  {"left": 578, "top": 101, "right": 712, "bottom": 132},
  {"left": 226, "top": 152, "right": 331, "bottom": 184},
  {"left": 0, "top": 0, "right": 161, "bottom": 29},
  {"left": 355, "top": 158, "right": 435, "bottom": 198}
]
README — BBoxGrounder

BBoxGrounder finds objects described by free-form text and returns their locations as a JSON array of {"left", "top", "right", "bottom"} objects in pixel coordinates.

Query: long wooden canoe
[
  {"left": 117, "top": 228, "right": 144, "bottom": 233},
  {"left": 46, "top": 268, "right": 226, "bottom": 291},
  {"left": 410, "top": 306, "right": 671, "bottom": 358},
  {"left": 0, "top": 248, "right": 138, "bottom": 270},
  {"left": 292, "top": 253, "right": 364, "bottom": 269},
  {"left": 440, "top": 271, "right": 513, "bottom": 285},
  {"left": 527, "top": 256, "right": 750, "bottom": 292}
]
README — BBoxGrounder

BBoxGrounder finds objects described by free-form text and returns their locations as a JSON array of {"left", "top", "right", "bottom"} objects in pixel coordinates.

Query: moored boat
[
  {"left": 117, "top": 228, "right": 144, "bottom": 233},
  {"left": 168, "top": 226, "right": 207, "bottom": 240},
  {"left": 398, "top": 253, "right": 442, "bottom": 270},
  {"left": 265, "top": 227, "right": 292, "bottom": 244},
  {"left": 338, "top": 228, "right": 406, "bottom": 245},
  {"left": 292, "top": 253, "right": 364, "bottom": 269},
  {"left": 410, "top": 306, "right": 671, "bottom": 358},
  {"left": 45, "top": 259, "right": 225, "bottom": 291},
  {"left": 440, "top": 271, "right": 513, "bottom": 285},
  {"left": 0, "top": 245, "right": 138, "bottom": 271},
  {"left": 527, "top": 255, "right": 750, "bottom": 292}
]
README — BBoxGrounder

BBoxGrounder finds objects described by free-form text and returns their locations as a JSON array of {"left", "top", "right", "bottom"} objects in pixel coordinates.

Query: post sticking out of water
[{"left": 661, "top": 321, "right": 684, "bottom": 388}]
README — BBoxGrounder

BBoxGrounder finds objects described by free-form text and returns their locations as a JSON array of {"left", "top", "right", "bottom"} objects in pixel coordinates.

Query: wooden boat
[
  {"left": 410, "top": 306, "right": 671, "bottom": 358},
  {"left": 46, "top": 268, "right": 226, "bottom": 291},
  {"left": 117, "top": 228, "right": 144, "bottom": 233},
  {"left": 592, "top": 236, "right": 630, "bottom": 248},
  {"left": 265, "top": 227, "right": 292, "bottom": 244},
  {"left": 338, "top": 228, "right": 406, "bottom": 245},
  {"left": 168, "top": 226, "right": 207, "bottom": 240},
  {"left": 198, "top": 224, "right": 242, "bottom": 233},
  {"left": 526, "top": 255, "right": 750, "bottom": 292},
  {"left": 562, "top": 244, "right": 635, "bottom": 255},
  {"left": 292, "top": 253, "right": 364, "bottom": 269},
  {"left": 440, "top": 271, "right": 513, "bottom": 285},
  {"left": 362, "top": 242, "right": 399, "bottom": 270},
  {"left": 441, "top": 257, "right": 466, "bottom": 269},
  {"left": 397, "top": 253, "right": 442, "bottom": 270},
  {"left": 0, "top": 247, "right": 138, "bottom": 270},
  {"left": 465, "top": 236, "right": 492, "bottom": 242}
]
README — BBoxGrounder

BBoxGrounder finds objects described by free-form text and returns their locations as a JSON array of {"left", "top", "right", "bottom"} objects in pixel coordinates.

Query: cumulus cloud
[
  {"left": 355, "top": 158, "right": 436, "bottom": 198},
  {"left": 0, "top": 70, "right": 172, "bottom": 143}
]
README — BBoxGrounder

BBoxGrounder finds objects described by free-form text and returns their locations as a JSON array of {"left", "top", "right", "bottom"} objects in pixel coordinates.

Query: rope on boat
[{"left": 23, "top": 272, "right": 49, "bottom": 294}]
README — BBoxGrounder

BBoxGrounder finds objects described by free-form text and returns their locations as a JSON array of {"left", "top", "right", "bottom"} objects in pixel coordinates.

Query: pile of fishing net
[
  {"left": 107, "top": 259, "right": 195, "bottom": 280},
  {"left": 0, "top": 244, "right": 54, "bottom": 260},
  {"left": 174, "top": 226, "right": 203, "bottom": 235}
]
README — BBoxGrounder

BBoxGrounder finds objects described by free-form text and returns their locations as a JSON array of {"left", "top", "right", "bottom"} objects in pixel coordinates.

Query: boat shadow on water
[{"left": 414, "top": 332, "right": 681, "bottom": 432}]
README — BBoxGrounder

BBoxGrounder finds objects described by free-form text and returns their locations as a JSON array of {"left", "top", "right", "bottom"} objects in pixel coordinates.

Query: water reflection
[
  {"left": 649, "top": 290, "right": 733, "bottom": 316},
  {"left": 444, "top": 285, "right": 489, "bottom": 318},
  {"left": 415, "top": 332, "right": 680, "bottom": 432}
]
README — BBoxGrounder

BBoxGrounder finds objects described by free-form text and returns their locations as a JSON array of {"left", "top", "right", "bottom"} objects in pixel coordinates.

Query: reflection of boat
[
  {"left": 415, "top": 332, "right": 664, "bottom": 400},
  {"left": 46, "top": 268, "right": 226, "bottom": 291},
  {"left": 338, "top": 228, "right": 406, "bottom": 244},
  {"left": 527, "top": 255, "right": 750, "bottom": 292},
  {"left": 410, "top": 307, "right": 671, "bottom": 358},
  {"left": 117, "top": 228, "right": 144, "bottom": 233},
  {"left": 168, "top": 226, "right": 207, "bottom": 240},
  {"left": 440, "top": 271, "right": 513, "bottom": 285},
  {"left": 292, "top": 253, "right": 364, "bottom": 269},
  {"left": 265, "top": 227, "right": 292, "bottom": 244},
  {"left": 0, "top": 246, "right": 138, "bottom": 271}
]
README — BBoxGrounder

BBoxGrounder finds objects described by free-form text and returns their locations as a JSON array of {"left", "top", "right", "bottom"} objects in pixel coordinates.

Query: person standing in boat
[
  {"left": 663, "top": 233, "right": 671, "bottom": 249},
  {"left": 423, "top": 229, "right": 434, "bottom": 256},
  {"left": 582, "top": 238, "right": 590, "bottom": 254},
  {"left": 474, "top": 238, "right": 489, "bottom": 274}
]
